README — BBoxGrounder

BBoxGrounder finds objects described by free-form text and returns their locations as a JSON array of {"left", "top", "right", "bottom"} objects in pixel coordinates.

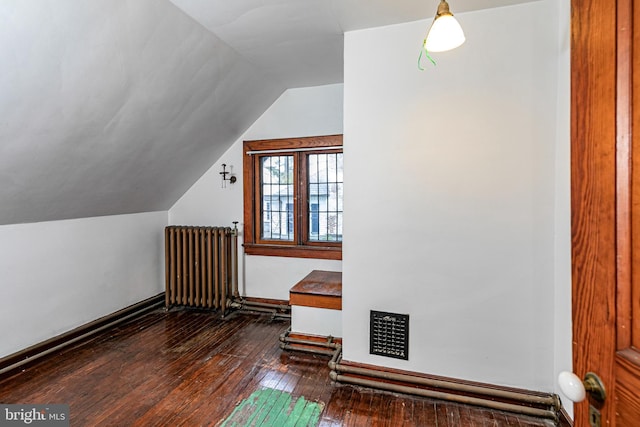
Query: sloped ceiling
[
  {"left": 0, "top": 0, "right": 538, "bottom": 226},
  {"left": 168, "top": 0, "right": 540, "bottom": 88}
]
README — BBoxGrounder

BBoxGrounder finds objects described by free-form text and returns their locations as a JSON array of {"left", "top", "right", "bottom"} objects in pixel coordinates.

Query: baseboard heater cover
[{"left": 328, "top": 350, "right": 562, "bottom": 422}]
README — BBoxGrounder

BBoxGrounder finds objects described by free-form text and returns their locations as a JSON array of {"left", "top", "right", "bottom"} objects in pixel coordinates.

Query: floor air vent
[{"left": 369, "top": 310, "right": 409, "bottom": 360}]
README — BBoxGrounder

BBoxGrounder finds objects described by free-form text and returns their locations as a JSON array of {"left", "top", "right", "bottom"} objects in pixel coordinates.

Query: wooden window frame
[{"left": 243, "top": 135, "right": 343, "bottom": 260}]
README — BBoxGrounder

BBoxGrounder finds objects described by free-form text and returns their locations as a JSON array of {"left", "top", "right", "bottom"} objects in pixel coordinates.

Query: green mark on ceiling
[{"left": 220, "top": 388, "right": 324, "bottom": 427}]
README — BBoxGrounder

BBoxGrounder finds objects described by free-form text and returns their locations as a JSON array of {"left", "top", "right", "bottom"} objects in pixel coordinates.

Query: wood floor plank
[
  {"left": 390, "top": 395, "right": 413, "bottom": 426},
  {"left": 411, "top": 398, "right": 437, "bottom": 427},
  {"left": 437, "top": 401, "right": 462, "bottom": 427},
  {"left": 477, "top": 408, "right": 502, "bottom": 427},
  {"left": 0, "top": 309, "right": 560, "bottom": 426},
  {"left": 340, "top": 386, "right": 366, "bottom": 426},
  {"left": 458, "top": 405, "right": 479, "bottom": 427},
  {"left": 367, "top": 390, "right": 387, "bottom": 427},
  {"left": 318, "top": 385, "right": 354, "bottom": 426}
]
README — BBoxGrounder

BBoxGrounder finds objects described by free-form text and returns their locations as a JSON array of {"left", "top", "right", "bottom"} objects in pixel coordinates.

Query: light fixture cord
[{"left": 418, "top": 40, "right": 436, "bottom": 70}]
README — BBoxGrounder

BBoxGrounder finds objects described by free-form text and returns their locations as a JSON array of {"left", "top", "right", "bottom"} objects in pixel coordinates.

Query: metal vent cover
[{"left": 369, "top": 310, "right": 409, "bottom": 360}]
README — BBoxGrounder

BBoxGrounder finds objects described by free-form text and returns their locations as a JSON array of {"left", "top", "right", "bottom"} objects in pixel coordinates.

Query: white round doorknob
[{"left": 558, "top": 371, "right": 586, "bottom": 402}]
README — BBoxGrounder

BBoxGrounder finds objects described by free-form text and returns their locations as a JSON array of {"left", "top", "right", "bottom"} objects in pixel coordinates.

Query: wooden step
[{"left": 289, "top": 270, "right": 342, "bottom": 310}]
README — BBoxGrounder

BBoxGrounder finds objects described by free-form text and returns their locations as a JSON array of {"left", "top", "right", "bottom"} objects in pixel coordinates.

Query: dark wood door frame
[{"left": 571, "top": 0, "right": 640, "bottom": 425}]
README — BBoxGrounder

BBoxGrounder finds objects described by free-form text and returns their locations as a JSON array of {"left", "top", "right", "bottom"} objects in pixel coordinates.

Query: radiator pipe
[
  {"left": 332, "top": 363, "right": 557, "bottom": 407},
  {"left": 231, "top": 222, "right": 239, "bottom": 299},
  {"left": 280, "top": 344, "right": 335, "bottom": 356},
  {"left": 329, "top": 372, "right": 558, "bottom": 421},
  {"left": 279, "top": 328, "right": 341, "bottom": 357},
  {"left": 328, "top": 345, "right": 342, "bottom": 371},
  {"left": 279, "top": 328, "right": 340, "bottom": 349},
  {"left": 229, "top": 299, "right": 291, "bottom": 318},
  {"left": 237, "top": 305, "right": 288, "bottom": 316},
  {"left": 241, "top": 300, "right": 290, "bottom": 311},
  {"left": 280, "top": 337, "right": 340, "bottom": 349},
  {"left": 328, "top": 346, "right": 559, "bottom": 421},
  {"left": 230, "top": 298, "right": 290, "bottom": 312}
]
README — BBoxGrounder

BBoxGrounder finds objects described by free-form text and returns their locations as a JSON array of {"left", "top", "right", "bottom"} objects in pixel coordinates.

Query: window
[{"left": 243, "top": 135, "right": 343, "bottom": 259}]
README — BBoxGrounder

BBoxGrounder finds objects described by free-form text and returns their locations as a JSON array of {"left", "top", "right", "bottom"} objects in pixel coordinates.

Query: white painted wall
[
  {"left": 342, "top": 0, "right": 570, "bottom": 396},
  {"left": 0, "top": 211, "right": 167, "bottom": 358},
  {"left": 291, "top": 306, "right": 342, "bottom": 338},
  {"left": 170, "top": 84, "right": 344, "bottom": 300}
]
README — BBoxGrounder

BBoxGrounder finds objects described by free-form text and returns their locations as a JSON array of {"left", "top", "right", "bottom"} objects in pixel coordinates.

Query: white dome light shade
[{"left": 424, "top": 14, "right": 465, "bottom": 53}]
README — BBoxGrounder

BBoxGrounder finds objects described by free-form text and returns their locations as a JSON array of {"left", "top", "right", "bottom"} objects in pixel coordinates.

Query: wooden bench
[{"left": 289, "top": 270, "right": 342, "bottom": 310}]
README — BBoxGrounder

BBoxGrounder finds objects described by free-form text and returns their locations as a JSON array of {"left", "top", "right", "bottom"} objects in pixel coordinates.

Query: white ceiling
[{"left": 0, "top": 0, "right": 538, "bottom": 225}]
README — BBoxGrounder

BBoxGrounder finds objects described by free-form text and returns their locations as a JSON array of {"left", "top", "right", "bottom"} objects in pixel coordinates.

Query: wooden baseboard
[
  {"left": 0, "top": 293, "right": 165, "bottom": 378},
  {"left": 331, "top": 359, "right": 563, "bottom": 422}
]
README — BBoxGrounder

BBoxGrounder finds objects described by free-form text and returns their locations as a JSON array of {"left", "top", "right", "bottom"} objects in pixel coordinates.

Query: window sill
[{"left": 243, "top": 244, "right": 342, "bottom": 260}]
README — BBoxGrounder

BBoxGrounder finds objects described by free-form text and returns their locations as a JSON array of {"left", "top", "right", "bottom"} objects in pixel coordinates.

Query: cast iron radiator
[{"left": 164, "top": 225, "right": 238, "bottom": 312}]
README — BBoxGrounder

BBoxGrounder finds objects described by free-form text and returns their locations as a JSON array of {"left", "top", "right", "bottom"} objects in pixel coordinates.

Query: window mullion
[
  {"left": 254, "top": 155, "right": 263, "bottom": 242},
  {"left": 297, "top": 152, "right": 306, "bottom": 246}
]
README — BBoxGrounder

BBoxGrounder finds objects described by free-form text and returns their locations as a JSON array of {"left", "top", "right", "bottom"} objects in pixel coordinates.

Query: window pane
[
  {"left": 261, "top": 155, "right": 294, "bottom": 241},
  {"left": 308, "top": 153, "right": 343, "bottom": 242}
]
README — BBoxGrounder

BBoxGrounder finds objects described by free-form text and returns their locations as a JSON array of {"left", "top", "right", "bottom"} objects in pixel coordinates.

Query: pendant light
[
  {"left": 425, "top": 0, "right": 465, "bottom": 52},
  {"left": 419, "top": 0, "right": 465, "bottom": 69}
]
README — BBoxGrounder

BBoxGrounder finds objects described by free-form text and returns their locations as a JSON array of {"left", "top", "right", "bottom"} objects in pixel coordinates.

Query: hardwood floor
[{"left": 0, "top": 309, "right": 556, "bottom": 426}]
